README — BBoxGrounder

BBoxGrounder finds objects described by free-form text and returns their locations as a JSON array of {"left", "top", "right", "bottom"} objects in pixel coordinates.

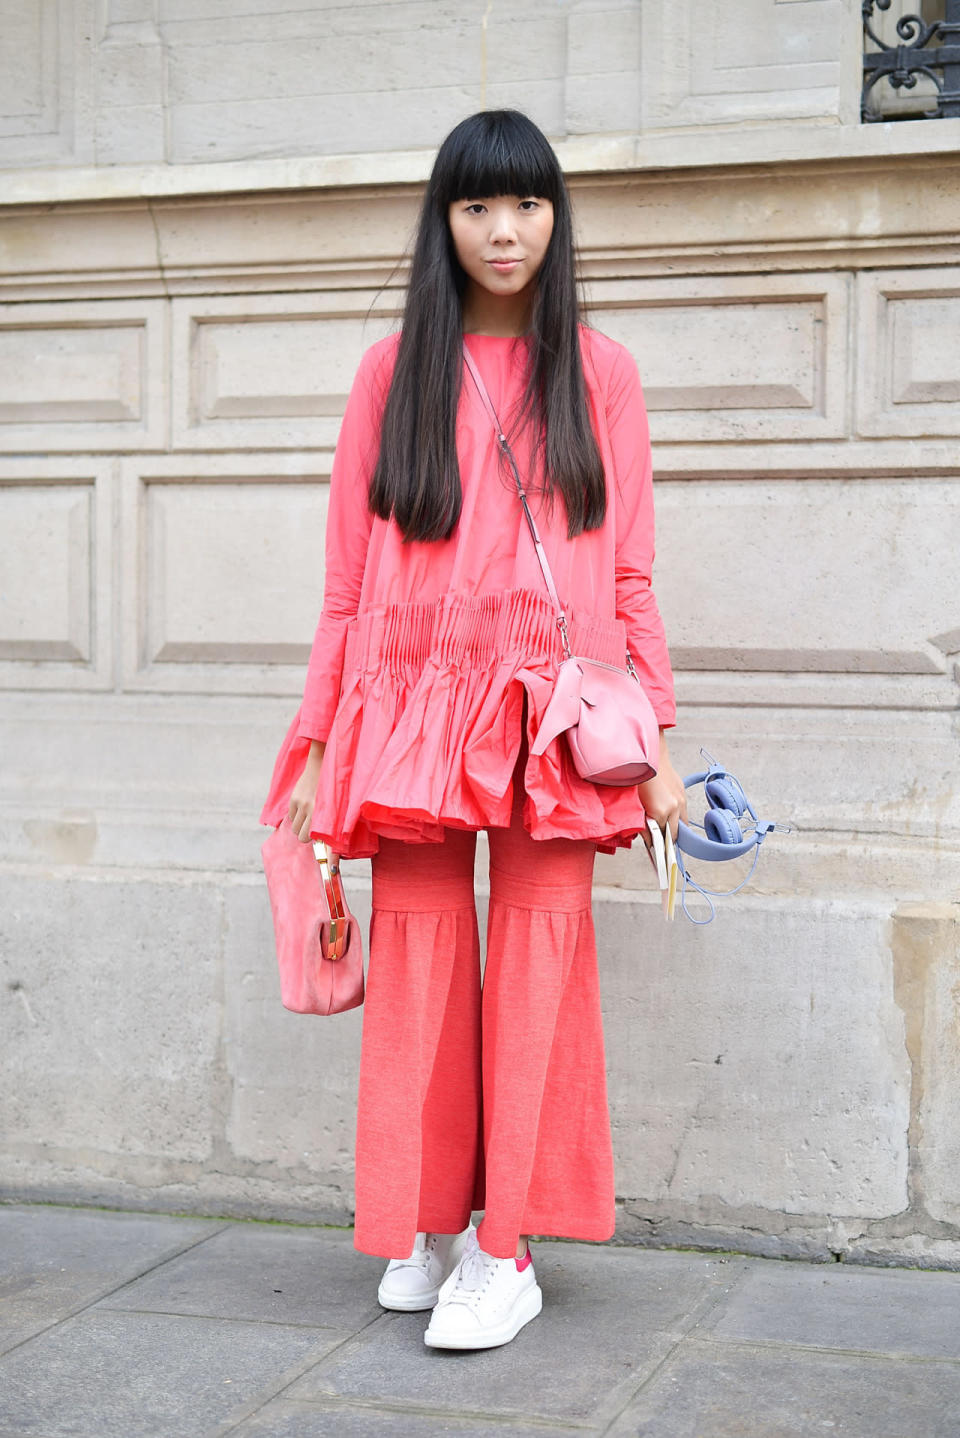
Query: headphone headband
[{"left": 663, "top": 750, "right": 787, "bottom": 925}]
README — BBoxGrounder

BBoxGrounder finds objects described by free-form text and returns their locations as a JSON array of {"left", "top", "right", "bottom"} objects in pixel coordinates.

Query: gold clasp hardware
[{"left": 312, "top": 839, "right": 348, "bottom": 961}]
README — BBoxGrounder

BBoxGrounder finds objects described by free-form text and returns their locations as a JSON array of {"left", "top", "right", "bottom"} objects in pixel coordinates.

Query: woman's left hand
[{"left": 637, "top": 733, "right": 688, "bottom": 844}]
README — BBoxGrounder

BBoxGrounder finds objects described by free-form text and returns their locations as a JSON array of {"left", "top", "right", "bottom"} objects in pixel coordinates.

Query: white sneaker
[
  {"left": 423, "top": 1229, "right": 542, "bottom": 1349},
  {"left": 377, "top": 1226, "right": 472, "bottom": 1311}
]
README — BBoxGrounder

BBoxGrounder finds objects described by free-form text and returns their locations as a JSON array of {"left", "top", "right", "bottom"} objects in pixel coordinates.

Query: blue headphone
[{"left": 673, "top": 751, "right": 788, "bottom": 924}]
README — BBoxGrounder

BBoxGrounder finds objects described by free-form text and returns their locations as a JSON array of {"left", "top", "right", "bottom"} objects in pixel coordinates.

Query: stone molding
[
  {"left": 4, "top": 154, "right": 960, "bottom": 300},
  {"left": 1, "top": 118, "right": 959, "bottom": 208}
]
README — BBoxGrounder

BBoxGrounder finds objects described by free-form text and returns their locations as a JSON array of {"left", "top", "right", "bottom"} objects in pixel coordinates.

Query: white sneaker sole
[
  {"left": 377, "top": 1280, "right": 442, "bottom": 1312},
  {"left": 423, "top": 1282, "right": 543, "bottom": 1349}
]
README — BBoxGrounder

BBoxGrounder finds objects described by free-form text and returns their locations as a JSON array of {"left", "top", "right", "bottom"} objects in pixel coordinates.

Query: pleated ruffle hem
[{"left": 259, "top": 586, "right": 651, "bottom": 857}]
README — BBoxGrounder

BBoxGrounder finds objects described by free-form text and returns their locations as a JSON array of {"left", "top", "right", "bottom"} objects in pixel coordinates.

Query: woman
[{"left": 261, "top": 108, "right": 686, "bottom": 1350}]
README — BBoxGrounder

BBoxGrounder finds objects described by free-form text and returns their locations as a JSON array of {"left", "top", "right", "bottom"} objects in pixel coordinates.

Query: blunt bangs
[{"left": 430, "top": 110, "right": 563, "bottom": 207}]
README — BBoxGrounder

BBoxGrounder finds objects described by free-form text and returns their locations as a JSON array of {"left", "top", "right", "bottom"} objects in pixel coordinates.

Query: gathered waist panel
[{"left": 342, "top": 589, "right": 626, "bottom": 676}]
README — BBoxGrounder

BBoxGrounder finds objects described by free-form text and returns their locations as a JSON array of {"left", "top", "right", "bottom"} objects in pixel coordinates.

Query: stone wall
[
  {"left": 2, "top": 0, "right": 960, "bottom": 1267},
  {"left": 3, "top": 0, "right": 854, "bottom": 170}
]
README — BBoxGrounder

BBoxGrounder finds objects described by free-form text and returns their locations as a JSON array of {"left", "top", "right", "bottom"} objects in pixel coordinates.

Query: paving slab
[
  {"left": 287, "top": 1244, "right": 742, "bottom": 1426},
  {"left": 702, "top": 1257, "right": 960, "bottom": 1359},
  {"left": 0, "top": 1204, "right": 222, "bottom": 1354},
  {"left": 7, "top": 1206, "right": 960, "bottom": 1438},
  {"left": 226, "top": 1396, "right": 592, "bottom": 1437},
  {"left": 103, "top": 1222, "right": 384, "bottom": 1329},
  {"left": 604, "top": 1339, "right": 960, "bottom": 1438},
  {"left": 0, "top": 1308, "right": 342, "bottom": 1438}
]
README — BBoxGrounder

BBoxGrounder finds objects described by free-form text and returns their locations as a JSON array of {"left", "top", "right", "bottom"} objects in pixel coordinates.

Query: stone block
[
  {"left": 141, "top": 476, "right": 330, "bottom": 663},
  {"left": 117, "top": 454, "right": 341, "bottom": 698},
  {"left": 592, "top": 272, "right": 849, "bottom": 443},
  {"left": 642, "top": 0, "right": 848, "bottom": 129},
  {"left": 605, "top": 1339, "right": 960, "bottom": 1438},
  {"left": 105, "top": 1222, "right": 384, "bottom": 1328},
  {"left": 653, "top": 477, "right": 960, "bottom": 678},
  {"left": 94, "top": 39, "right": 164, "bottom": 108},
  {"left": 0, "top": 1309, "right": 333, "bottom": 1438},
  {"left": 0, "top": 482, "right": 92, "bottom": 662},
  {"left": 0, "top": 1205, "right": 221, "bottom": 1354},
  {"left": 859, "top": 269, "right": 960, "bottom": 438},
  {"left": 0, "top": 871, "right": 223, "bottom": 1167},
  {"left": 890, "top": 904, "right": 960, "bottom": 1228},
  {"left": 0, "top": 692, "right": 320, "bottom": 868},
  {"left": 566, "top": 73, "right": 642, "bottom": 135},
  {"left": 0, "top": 0, "right": 84, "bottom": 168},
  {"left": 165, "top": 12, "right": 565, "bottom": 105},
  {"left": 597, "top": 896, "right": 910, "bottom": 1219},
  {"left": 0, "top": 299, "right": 167, "bottom": 452},
  {"left": 702, "top": 1257, "right": 960, "bottom": 1358},
  {"left": 167, "top": 87, "right": 476, "bottom": 165},
  {"left": 94, "top": 104, "right": 166, "bottom": 166},
  {"left": 170, "top": 296, "right": 395, "bottom": 450},
  {"left": 567, "top": 5, "right": 641, "bottom": 76}
]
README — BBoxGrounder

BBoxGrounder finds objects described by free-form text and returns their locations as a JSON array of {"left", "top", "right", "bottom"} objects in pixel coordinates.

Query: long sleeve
[
  {"left": 605, "top": 345, "right": 677, "bottom": 729},
  {"left": 296, "top": 348, "right": 382, "bottom": 742}
]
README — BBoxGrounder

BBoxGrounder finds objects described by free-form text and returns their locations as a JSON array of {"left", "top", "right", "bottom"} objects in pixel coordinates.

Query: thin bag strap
[{"left": 462, "top": 343, "right": 572, "bottom": 657}]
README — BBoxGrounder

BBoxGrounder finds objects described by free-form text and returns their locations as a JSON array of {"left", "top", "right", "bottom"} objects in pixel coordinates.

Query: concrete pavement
[{"left": 1, "top": 1202, "right": 959, "bottom": 1436}]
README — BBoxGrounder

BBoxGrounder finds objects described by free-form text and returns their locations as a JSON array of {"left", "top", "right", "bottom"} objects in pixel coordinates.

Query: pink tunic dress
[{"left": 260, "top": 324, "right": 676, "bottom": 858}]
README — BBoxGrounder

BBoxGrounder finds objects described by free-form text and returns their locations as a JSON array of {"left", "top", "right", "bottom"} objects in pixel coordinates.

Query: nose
[{"left": 488, "top": 204, "right": 518, "bottom": 245}]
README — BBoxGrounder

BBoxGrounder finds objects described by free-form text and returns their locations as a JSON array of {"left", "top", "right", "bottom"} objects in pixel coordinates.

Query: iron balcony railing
[{"left": 863, "top": 0, "right": 960, "bottom": 119}]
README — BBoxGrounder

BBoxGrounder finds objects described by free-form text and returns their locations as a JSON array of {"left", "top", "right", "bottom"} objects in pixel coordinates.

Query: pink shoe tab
[{"left": 515, "top": 1246, "right": 533, "bottom": 1272}]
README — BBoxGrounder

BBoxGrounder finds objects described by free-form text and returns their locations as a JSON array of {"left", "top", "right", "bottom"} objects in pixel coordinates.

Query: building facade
[{"left": 2, "top": 0, "right": 960, "bottom": 1265}]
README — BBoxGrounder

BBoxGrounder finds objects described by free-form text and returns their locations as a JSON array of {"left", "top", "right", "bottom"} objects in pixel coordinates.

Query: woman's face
[{"left": 447, "top": 194, "right": 555, "bottom": 302}]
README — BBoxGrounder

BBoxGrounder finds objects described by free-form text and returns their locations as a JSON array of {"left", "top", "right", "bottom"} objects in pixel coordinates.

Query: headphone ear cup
[
  {"left": 704, "top": 807, "right": 743, "bottom": 845},
  {"left": 705, "top": 776, "right": 746, "bottom": 818}
]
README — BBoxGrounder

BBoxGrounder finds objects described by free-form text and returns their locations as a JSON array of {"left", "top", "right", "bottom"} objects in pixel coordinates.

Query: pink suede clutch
[{"left": 261, "top": 817, "right": 364, "bottom": 1015}]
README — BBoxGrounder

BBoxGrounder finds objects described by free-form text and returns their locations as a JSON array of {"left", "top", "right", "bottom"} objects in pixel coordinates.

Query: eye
[
  {"left": 518, "top": 199, "right": 540, "bottom": 212},
  {"left": 463, "top": 202, "right": 487, "bottom": 215}
]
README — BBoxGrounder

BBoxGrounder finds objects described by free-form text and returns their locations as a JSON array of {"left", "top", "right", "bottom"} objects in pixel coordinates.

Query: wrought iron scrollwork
[{"left": 862, "top": 0, "right": 960, "bottom": 119}]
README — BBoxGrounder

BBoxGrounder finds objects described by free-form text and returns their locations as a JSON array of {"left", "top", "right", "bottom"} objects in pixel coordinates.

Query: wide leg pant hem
[
  {"left": 353, "top": 1212, "right": 616, "bottom": 1261},
  {"left": 354, "top": 727, "right": 616, "bottom": 1264}
]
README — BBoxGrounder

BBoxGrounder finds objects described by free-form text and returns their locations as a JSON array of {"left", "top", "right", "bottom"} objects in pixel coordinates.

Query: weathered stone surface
[
  {"left": 0, "top": 1309, "right": 333, "bottom": 1438},
  {"left": 605, "top": 1340, "right": 960, "bottom": 1438},
  {"left": 0, "top": 872, "right": 222, "bottom": 1168},
  {"left": 230, "top": 1402, "right": 584, "bottom": 1437},
  {"left": 6, "top": 1211, "right": 960, "bottom": 1438},
  {"left": 0, "top": 0, "right": 851, "bottom": 172},
  {"left": 599, "top": 897, "right": 910, "bottom": 1220},
  {"left": 701, "top": 1258, "right": 960, "bottom": 1358},
  {"left": 889, "top": 904, "right": 960, "bottom": 1229},
  {"left": 288, "top": 1243, "right": 742, "bottom": 1422},
  {"left": 104, "top": 1222, "right": 384, "bottom": 1328},
  {"left": 0, "top": 1206, "right": 222, "bottom": 1354}
]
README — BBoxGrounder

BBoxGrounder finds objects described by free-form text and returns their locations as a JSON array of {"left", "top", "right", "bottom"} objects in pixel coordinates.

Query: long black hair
[{"left": 368, "top": 109, "right": 606, "bottom": 543}]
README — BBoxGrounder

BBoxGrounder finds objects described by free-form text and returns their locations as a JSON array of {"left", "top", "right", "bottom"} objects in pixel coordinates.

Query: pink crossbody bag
[{"left": 462, "top": 343, "right": 660, "bottom": 787}]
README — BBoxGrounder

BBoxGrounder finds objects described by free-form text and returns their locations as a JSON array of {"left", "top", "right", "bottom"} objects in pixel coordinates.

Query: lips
[{"left": 487, "top": 259, "right": 522, "bottom": 272}]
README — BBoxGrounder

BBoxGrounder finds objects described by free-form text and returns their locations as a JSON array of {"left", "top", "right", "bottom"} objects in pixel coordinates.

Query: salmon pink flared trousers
[{"left": 354, "top": 733, "right": 617, "bottom": 1261}]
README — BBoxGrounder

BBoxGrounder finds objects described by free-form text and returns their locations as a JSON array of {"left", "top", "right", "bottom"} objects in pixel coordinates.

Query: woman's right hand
[{"left": 288, "top": 741, "right": 339, "bottom": 865}]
